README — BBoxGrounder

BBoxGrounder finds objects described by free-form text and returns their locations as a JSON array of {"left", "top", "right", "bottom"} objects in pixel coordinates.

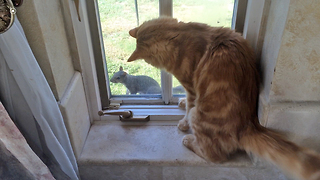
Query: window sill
[
  {"left": 78, "top": 122, "right": 286, "bottom": 179},
  {"left": 79, "top": 122, "right": 252, "bottom": 167}
]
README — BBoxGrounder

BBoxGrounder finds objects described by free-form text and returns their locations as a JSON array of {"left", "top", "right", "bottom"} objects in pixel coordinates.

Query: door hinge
[{"left": 98, "top": 110, "right": 150, "bottom": 122}]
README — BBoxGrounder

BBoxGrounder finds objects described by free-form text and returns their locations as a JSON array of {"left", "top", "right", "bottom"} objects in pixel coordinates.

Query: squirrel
[
  {"left": 110, "top": 66, "right": 186, "bottom": 95},
  {"left": 110, "top": 66, "right": 161, "bottom": 94}
]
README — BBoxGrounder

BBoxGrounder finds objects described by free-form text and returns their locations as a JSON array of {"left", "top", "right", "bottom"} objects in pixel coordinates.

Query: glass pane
[
  {"left": 173, "top": 0, "right": 234, "bottom": 27},
  {"left": 172, "top": 0, "right": 235, "bottom": 95},
  {"left": 172, "top": 76, "right": 185, "bottom": 94},
  {"left": 98, "top": 0, "right": 161, "bottom": 96}
]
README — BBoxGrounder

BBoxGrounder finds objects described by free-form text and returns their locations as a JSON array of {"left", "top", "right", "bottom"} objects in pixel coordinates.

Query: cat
[
  {"left": 110, "top": 66, "right": 161, "bottom": 94},
  {"left": 127, "top": 17, "right": 320, "bottom": 180}
]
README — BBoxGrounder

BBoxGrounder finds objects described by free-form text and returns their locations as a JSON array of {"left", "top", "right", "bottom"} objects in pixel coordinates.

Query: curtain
[{"left": 0, "top": 18, "right": 79, "bottom": 180}]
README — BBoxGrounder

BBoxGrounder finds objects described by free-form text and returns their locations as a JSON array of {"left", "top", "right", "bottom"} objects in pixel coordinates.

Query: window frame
[{"left": 76, "top": 0, "right": 264, "bottom": 121}]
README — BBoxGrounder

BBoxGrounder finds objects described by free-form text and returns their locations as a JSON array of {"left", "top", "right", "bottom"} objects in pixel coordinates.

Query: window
[{"left": 84, "top": 0, "right": 248, "bottom": 120}]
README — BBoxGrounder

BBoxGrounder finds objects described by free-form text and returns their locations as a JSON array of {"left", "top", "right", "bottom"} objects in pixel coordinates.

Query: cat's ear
[
  {"left": 120, "top": 66, "right": 123, "bottom": 71},
  {"left": 127, "top": 49, "right": 142, "bottom": 62},
  {"left": 129, "top": 28, "right": 138, "bottom": 38}
]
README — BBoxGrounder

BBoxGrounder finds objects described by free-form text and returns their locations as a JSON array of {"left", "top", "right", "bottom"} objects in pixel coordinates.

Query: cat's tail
[{"left": 240, "top": 125, "right": 320, "bottom": 180}]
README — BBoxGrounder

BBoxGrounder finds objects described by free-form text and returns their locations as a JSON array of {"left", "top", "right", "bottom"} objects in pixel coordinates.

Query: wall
[
  {"left": 259, "top": 0, "right": 320, "bottom": 151},
  {"left": 270, "top": 0, "right": 320, "bottom": 102},
  {"left": 16, "top": 0, "right": 91, "bottom": 159}
]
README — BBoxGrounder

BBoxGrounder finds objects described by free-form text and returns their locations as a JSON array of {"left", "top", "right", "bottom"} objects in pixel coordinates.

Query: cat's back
[
  {"left": 193, "top": 25, "right": 259, "bottom": 125},
  {"left": 175, "top": 22, "right": 258, "bottom": 95}
]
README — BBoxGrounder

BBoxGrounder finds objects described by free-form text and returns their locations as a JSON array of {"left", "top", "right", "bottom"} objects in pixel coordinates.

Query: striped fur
[{"left": 127, "top": 17, "right": 320, "bottom": 180}]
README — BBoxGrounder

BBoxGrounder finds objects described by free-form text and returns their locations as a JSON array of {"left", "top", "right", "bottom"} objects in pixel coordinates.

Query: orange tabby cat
[{"left": 127, "top": 17, "right": 320, "bottom": 180}]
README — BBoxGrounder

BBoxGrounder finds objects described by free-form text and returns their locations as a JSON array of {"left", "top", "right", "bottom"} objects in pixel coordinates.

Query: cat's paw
[
  {"left": 178, "top": 118, "right": 189, "bottom": 132},
  {"left": 178, "top": 98, "right": 186, "bottom": 110},
  {"left": 182, "top": 134, "right": 195, "bottom": 147}
]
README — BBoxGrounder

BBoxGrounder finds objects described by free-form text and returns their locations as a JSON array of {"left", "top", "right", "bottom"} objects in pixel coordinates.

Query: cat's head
[
  {"left": 127, "top": 17, "right": 180, "bottom": 68},
  {"left": 110, "top": 66, "right": 127, "bottom": 83}
]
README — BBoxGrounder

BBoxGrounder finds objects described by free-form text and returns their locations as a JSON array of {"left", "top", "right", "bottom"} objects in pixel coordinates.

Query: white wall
[
  {"left": 259, "top": 0, "right": 320, "bottom": 151},
  {"left": 16, "top": 0, "right": 91, "bottom": 159}
]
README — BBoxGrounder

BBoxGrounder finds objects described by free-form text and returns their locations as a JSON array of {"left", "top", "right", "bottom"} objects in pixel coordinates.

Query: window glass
[
  {"left": 173, "top": 0, "right": 234, "bottom": 27},
  {"left": 97, "top": 0, "right": 234, "bottom": 98},
  {"left": 171, "top": 0, "right": 234, "bottom": 95},
  {"left": 98, "top": 0, "right": 161, "bottom": 96}
]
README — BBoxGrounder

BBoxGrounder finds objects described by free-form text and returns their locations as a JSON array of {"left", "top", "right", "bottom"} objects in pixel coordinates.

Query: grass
[{"left": 98, "top": 0, "right": 234, "bottom": 95}]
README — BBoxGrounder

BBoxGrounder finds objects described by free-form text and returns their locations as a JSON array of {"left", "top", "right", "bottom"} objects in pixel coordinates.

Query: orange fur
[{"left": 127, "top": 17, "right": 320, "bottom": 180}]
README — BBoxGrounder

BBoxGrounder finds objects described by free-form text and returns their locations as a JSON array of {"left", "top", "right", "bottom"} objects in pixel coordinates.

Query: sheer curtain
[{"left": 0, "top": 18, "right": 79, "bottom": 179}]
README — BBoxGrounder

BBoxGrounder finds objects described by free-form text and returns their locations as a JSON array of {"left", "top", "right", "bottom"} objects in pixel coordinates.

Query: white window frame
[
  {"left": 95, "top": 0, "right": 182, "bottom": 107},
  {"left": 67, "top": 0, "right": 265, "bottom": 122}
]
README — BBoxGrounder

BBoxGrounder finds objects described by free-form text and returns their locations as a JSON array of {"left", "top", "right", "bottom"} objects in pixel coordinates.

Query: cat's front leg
[
  {"left": 178, "top": 98, "right": 186, "bottom": 110},
  {"left": 182, "top": 134, "right": 205, "bottom": 159},
  {"left": 178, "top": 118, "right": 189, "bottom": 131},
  {"left": 177, "top": 97, "right": 189, "bottom": 131},
  {"left": 177, "top": 93, "right": 195, "bottom": 132},
  {"left": 182, "top": 108, "right": 205, "bottom": 158}
]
